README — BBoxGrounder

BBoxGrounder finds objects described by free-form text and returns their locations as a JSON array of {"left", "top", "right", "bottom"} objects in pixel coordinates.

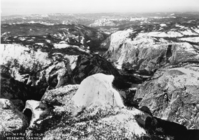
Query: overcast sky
[{"left": 1, "top": 0, "right": 199, "bottom": 16}]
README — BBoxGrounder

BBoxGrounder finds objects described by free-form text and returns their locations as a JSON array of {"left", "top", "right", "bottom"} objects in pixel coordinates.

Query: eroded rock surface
[
  {"left": 70, "top": 54, "right": 120, "bottom": 84},
  {"left": 23, "top": 100, "right": 49, "bottom": 130},
  {"left": 134, "top": 65, "right": 199, "bottom": 129},
  {"left": 41, "top": 85, "right": 79, "bottom": 115},
  {"left": 0, "top": 98, "right": 28, "bottom": 133},
  {"left": 104, "top": 26, "right": 199, "bottom": 74}
]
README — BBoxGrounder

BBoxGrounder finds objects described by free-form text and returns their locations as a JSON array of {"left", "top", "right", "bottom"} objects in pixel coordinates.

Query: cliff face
[{"left": 104, "top": 24, "right": 199, "bottom": 73}]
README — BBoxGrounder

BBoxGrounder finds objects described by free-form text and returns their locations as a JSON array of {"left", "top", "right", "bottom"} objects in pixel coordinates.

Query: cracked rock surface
[{"left": 134, "top": 65, "right": 199, "bottom": 129}]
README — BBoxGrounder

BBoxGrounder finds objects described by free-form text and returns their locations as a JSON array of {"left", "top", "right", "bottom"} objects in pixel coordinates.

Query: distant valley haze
[{"left": 1, "top": 0, "right": 199, "bottom": 16}]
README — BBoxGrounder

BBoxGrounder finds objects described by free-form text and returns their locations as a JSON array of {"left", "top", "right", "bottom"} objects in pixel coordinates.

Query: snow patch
[
  {"left": 0, "top": 44, "right": 51, "bottom": 70},
  {"left": 160, "top": 24, "right": 167, "bottom": 27},
  {"left": 108, "top": 29, "right": 133, "bottom": 52},
  {"left": 179, "top": 37, "right": 199, "bottom": 43}
]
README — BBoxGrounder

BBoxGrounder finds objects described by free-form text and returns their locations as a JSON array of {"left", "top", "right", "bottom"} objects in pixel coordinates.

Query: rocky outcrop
[
  {"left": 70, "top": 54, "right": 143, "bottom": 87},
  {"left": 23, "top": 100, "right": 50, "bottom": 130},
  {"left": 90, "top": 18, "right": 118, "bottom": 27},
  {"left": 70, "top": 54, "right": 120, "bottom": 84},
  {"left": 0, "top": 98, "right": 28, "bottom": 133},
  {"left": 1, "top": 43, "right": 140, "bottom": 106},
  {"left": 39, "top": 74, "right": 148, "bottom": 139},
  {"left": 104, "top": 26, "right": 199, "bottom": 74},
  {"left": 0, "top": 44, "right": 50, "bottom": 101},
  {"left": 0, "top": 44, "right": 80, "bottom": 101},
  {"left": 42, "top": 73, "right": 199, "bottom": 140},
  {"left": 42, "top": 108, "right": 148, "bottom": 140},
  {"left": 134, "top": 65, "right": 199, "bottom": 129}
]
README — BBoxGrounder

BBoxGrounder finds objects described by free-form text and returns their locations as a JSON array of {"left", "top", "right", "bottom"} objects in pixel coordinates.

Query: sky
[{"left": 1, "top": 0, "right": 199, "bottom": 16}]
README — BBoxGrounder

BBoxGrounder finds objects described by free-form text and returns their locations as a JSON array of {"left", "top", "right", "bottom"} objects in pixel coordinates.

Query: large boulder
[
  {"left": 134, "top": 65, "right": 199, "bottom": 129},
  {"left": 0, "top": 98, "right": 28, "bottom": 133},
  {"left": 72, "top": 73, "right": 125, "bottom": 114}
]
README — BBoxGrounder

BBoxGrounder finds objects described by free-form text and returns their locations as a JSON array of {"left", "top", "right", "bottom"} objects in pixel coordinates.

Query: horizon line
[{"left": 2, "top": 10, "right": 199, "bottom": 17}]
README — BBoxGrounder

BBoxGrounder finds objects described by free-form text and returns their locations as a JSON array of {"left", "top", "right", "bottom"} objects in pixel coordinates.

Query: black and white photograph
[{"left": 1, "top": 0, "right": 199, "bottom": 139}]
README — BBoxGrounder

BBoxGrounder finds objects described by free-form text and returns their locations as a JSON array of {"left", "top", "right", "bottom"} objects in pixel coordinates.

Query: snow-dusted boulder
[{"left": 72, "top": 73, "right": 125, "bottom": 112}]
